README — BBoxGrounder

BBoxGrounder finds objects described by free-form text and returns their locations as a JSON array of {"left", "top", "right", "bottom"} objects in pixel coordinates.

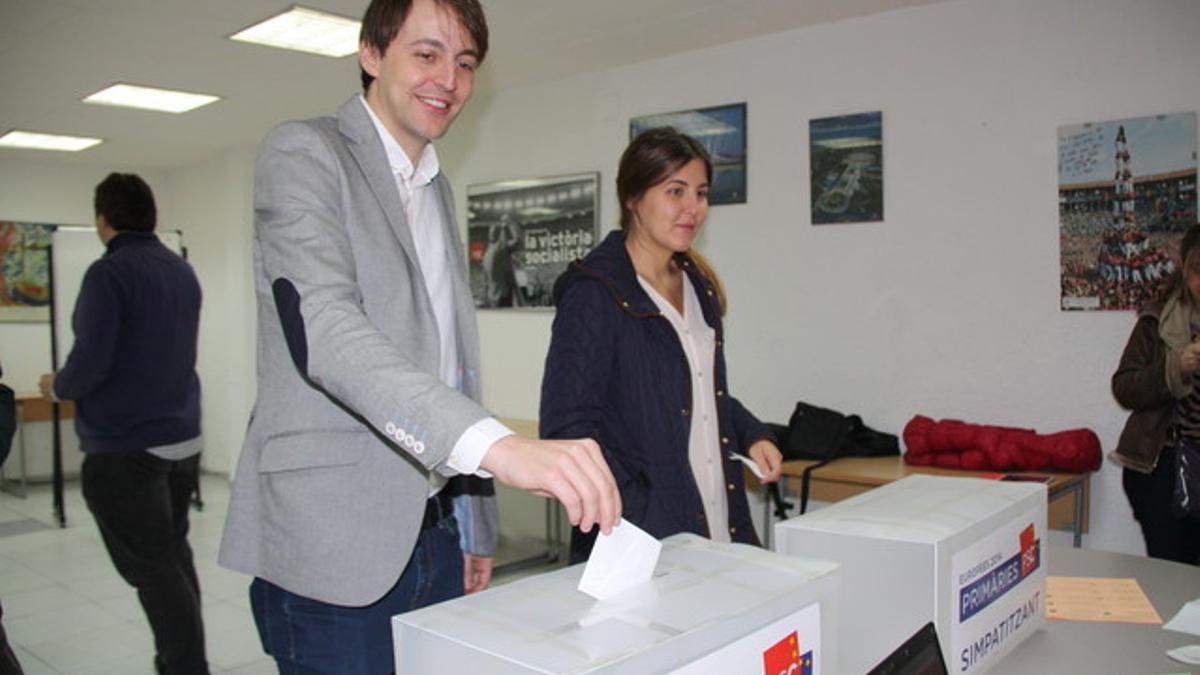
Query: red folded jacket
[{"left": 902, "top": 414, "right": 1101, "bottom": 472}]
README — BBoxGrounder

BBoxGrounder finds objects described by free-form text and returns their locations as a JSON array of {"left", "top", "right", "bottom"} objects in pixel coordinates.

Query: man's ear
[{"left": 360, "top": 43, "right": 382, "bottom": 79}]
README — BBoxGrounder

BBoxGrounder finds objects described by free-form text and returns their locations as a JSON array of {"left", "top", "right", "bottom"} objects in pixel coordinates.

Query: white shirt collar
[{"left": 358, "top": 94, "right": 440, "bottom": 187}]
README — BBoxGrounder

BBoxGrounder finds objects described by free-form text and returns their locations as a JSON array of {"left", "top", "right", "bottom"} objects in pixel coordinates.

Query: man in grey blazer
[{"left": 218, "top": 0, "right": 620, "bottom": 671}]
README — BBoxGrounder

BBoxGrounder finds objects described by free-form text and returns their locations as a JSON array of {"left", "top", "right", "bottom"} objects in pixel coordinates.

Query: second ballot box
[{"left": 775, "top": 474, "right": 1047, "bottom": 675}]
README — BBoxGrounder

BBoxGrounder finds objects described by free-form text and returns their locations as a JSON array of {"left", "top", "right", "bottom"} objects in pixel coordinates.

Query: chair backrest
[{"left": 0, "top": 384, "right": 15, "bottom": 466}]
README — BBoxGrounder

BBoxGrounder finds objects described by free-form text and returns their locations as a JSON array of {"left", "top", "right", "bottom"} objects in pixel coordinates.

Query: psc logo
[
  {"left": 762, "top": 631, "right": 814, "bottom": 675},
  {"left": 1019, "top": 523, "right": 1039, "bottom": 578}
]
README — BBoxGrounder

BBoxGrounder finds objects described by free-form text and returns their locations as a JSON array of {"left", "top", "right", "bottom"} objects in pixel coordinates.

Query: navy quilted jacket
[{"left": 540, "top": 230, "right": 771, "bottom": 563}]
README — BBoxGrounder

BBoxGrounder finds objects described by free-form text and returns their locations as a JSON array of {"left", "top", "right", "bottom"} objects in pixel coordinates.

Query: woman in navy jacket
[{"left": 540, "top": 128, "right": 783, "bottom": 563}]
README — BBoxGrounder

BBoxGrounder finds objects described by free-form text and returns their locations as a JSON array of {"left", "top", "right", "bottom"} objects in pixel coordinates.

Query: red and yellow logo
[{"left": 763, "top": 631, "right": 814, "bottom": 675}]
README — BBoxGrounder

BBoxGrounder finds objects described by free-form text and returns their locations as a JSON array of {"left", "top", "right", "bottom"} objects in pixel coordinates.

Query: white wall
[
  {"left": 2, "top": 0, "right": 1196, "bottom": 554},
  {"left": 158, "top": 149, "right": 258, "bottom": 475},
  {"left": 436, "top": 0, "right": 1200, "bottom": 555}
]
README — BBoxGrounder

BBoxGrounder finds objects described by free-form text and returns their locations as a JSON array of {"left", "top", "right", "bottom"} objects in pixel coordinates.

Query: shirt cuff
[{"left": 446, "top": 417, "right": 513, "bottom": 476}]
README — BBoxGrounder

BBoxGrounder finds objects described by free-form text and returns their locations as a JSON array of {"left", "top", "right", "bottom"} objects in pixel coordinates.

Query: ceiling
[{"left": 0, "top": 0, "right": 945, "bottom": 170}]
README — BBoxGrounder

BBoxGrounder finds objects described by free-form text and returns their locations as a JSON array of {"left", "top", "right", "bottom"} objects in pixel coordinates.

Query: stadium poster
[
  {"left": 466, "top": 172, "right": 599, "bottom": 310},
  {"left": 1059, "top": 112, "right": 1198, "bottom": 311},
  {"left": 0, "top": 221, "right": 53, "bottom": 322},
  {"left": 630, "top": 102, "right": 747, "bottom": 205},
  {"left": 809, "top": 111, "right": 884, "bottom": 225}
]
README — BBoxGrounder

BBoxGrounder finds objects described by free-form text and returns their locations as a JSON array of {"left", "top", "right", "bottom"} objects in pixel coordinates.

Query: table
[
  {"left": 1, "top": 395, "right": 73, "bottom": 525},
  {"left": 760, "top": 456, "right": 1090, "bottom": 548},
  {"left": 996, "top": 546, "right": 1199, "bottom": 672},
  {"left": 494, "top": 418, "right": 564, "bottom": 574}
]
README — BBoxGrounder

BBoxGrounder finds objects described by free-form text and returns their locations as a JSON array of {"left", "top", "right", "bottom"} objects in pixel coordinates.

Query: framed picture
[
  {"left": 809, "top": 111, "right": 884, "bottom": 224},
  {"left": 1058, "top": 111, "right": 1198, "bottom": 311},
  {"left": 630, "top": 102, "right": 747, "bottom": 205},
  {"left": 0, "top": 221, "right": 54, "bottom": 322},
  {"left": 466, "top": 172, "right": 600, "bottom": 309}
]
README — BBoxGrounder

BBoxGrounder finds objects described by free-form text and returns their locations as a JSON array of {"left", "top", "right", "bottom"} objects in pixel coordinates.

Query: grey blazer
[{"left": 219, "top": 96, "right": 495, "bottom": 607}]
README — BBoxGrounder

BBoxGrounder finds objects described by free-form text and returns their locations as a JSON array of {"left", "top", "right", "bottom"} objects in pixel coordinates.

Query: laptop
[{"left": 866, "top": 621, "right": 949, "bottom": 675}]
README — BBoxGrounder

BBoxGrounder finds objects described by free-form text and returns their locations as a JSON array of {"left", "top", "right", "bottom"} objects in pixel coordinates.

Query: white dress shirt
[
  {"left": 360, "top": 96, "right": 510, "bottom": 478},
  {"left": 638, "top": 274, "right": 730, "bottom": 542}
]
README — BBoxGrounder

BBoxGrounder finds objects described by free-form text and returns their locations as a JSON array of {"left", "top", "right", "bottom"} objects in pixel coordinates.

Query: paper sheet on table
[
  {"left": 1167, "top": 644, "right": 1200, "bottom": 666},
  {"left": 577, "top": 518, "right": 661, "bottom": 601},
  {"left": 1164, "top": 598, "right": 1200, "bottom": 636},
  {"left": 1045, "top": 576, "right": 1162, "bottom": 624}
]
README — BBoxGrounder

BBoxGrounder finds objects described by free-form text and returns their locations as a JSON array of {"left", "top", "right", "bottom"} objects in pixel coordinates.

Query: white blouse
[{"left": 637, "top": 274, "right": 730, "bottom": 542}]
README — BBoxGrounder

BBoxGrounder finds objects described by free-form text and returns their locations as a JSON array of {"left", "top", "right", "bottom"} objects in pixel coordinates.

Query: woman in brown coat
[{"left": 1111, "top": 224, "right": 1200, "bottom": 564}]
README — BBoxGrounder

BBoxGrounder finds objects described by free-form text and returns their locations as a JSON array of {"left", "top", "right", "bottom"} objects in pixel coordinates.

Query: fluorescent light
[
  {"left": 0, "top": 130, "right": 102, "bottom": 152},
  {"left": 230, "top": 6, "right": 361, "bottom": 57},
  {"left": 83, "top": 84, "right": 220, "bottom": 114}
]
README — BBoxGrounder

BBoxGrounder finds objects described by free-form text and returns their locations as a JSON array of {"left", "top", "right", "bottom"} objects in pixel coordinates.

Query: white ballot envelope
[
  {"left": 578, "top": 518, "right": 661, "bottom": 600},
  {"left": 729, "top": 452, "right": 765, "bottom": 479}
]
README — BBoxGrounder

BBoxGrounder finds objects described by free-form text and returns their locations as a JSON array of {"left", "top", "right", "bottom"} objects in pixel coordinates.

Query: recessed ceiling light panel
[
  {"left": 0, "top": 130, "right": 103, "bottom": 152},
  {"left": 230, "top": 6, "right": 361, "bottom": 58},
  {"left": 83, "top": 84, "right": 220, "bottom": 114}
]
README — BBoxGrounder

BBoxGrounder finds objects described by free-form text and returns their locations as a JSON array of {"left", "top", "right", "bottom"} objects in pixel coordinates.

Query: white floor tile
[
  {"left": 5, "top": 603, "right": 122, "bottom": 645},
  {"left": 1, "top": 585, "right": 90, "bottom": 620},
  {"left": 10, "top": 646, "right": 57, "bottom": 675},
  {"left": 25, "top": 619, "right": 152, "bottom": 673}
]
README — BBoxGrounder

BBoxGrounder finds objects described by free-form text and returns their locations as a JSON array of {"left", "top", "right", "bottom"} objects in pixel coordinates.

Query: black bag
[
  {"left": 768, "top": 401, "right": 900, "bottom": 517},
  {"left": 1174, "top": 439, "right": 1200, "bottom": 520}
]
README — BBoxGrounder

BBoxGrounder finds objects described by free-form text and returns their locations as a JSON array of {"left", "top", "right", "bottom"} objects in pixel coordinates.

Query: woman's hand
[
  {"left": 748, "top": 439, "right": 783, "bottom": 484},
  {"left": 1181, "top": 342, "right": 1200, "bottom": 372}
]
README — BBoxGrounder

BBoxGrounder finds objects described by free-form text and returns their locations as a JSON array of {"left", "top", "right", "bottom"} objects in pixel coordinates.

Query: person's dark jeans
[
  {"left": 1123, "top": 445, "right": 1200, "bottom": 565},
  {"left": 250, "top": 514, "right": 464, "bottom": 675},
  {"left": 0, "top": 599, "right": 24, "bottom": 675},
  {"left": 82, "top": 451, "right": 208, "bottom": 675}
]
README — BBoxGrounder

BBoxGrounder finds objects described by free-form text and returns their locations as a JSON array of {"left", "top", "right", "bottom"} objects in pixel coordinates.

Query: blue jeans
[{"left": 250, "top": 515, "right": 464, "bottom": 675}]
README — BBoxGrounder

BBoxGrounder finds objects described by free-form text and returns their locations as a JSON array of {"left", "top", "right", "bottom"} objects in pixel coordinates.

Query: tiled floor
[{"left": 0, "top": 475, "right": 561, "bottom": 675}]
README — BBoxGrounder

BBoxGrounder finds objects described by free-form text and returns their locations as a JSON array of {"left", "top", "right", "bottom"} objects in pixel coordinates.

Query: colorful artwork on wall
[
  {"left": 0, "top": 221, "right": 54, "bottom": 322},
  {"left": 1058, "top": 112, "right": 1198, "bottom": 311}
]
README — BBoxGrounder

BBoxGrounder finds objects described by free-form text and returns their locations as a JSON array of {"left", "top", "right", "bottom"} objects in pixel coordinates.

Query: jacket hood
[{"left": 552, "top": 230, "right": 658, "bottom": 315}]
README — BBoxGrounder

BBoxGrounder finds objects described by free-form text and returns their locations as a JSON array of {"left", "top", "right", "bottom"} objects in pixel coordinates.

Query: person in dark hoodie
[
  {"left": 39, "top": 173, "right": 207, "bottom": 674},
  {"left": 540, "top": 127, "right": 783, "bottom": 563}
]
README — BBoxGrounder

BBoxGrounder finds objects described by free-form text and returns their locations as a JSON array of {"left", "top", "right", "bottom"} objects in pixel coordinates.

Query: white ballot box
[
  {"left": 774, "top": 474, "right": 1046, "bottom": 675},
  {"left": 393, "top": 533, "right": 840, "bottom": 674}
]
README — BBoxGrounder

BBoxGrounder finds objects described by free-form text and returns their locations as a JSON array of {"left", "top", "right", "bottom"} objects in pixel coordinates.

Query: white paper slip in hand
[
  {"left": 729, "top": 453, "right": 765, "bottom": 480},
  {"left": 577, "top": 518, "right": 662, "bottom": 601}
]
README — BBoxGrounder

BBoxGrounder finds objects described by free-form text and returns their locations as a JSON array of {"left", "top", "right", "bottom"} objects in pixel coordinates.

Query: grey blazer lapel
[{"left": 337, "top": 97, "right": 425, "bottom": 277}]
